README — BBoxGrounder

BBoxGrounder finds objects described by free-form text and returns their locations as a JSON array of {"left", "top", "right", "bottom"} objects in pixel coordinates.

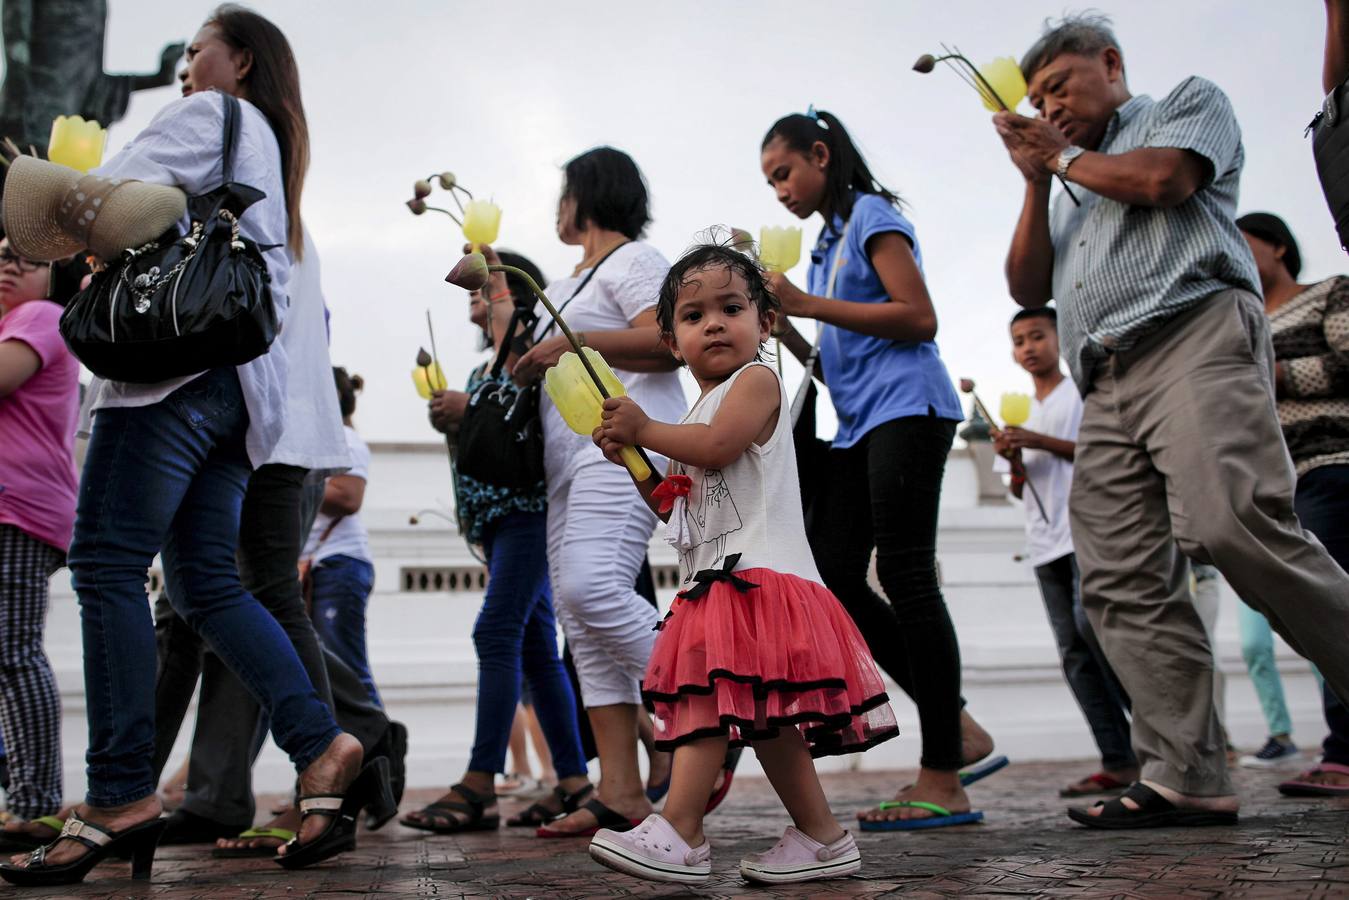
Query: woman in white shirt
[
  {"left": 506, "top": 147, "right": 686, "bottom": 836},
  {"left": 1, "top": 9, "right": 368, "bottom": 886}
]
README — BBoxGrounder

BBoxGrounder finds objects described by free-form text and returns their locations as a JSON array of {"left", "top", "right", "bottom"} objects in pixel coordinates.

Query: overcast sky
[{"left": 73, "top": 1, "right": 1338, "bottom": 441}]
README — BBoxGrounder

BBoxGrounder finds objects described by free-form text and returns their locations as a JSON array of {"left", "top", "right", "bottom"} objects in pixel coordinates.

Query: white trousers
[{"left": 546, "top": 461, "right": 660, "bottom": 707}]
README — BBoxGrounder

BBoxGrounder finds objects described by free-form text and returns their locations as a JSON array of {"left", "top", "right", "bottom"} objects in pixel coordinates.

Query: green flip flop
[
  {"left": 0, "top": 816, "right": 66, "bottom": 851},
  {"left": 210, "top": 826, "right": 297, "bottom": 858},
  {"left": 859, "top": 800, "right": 985, "bottom": 832}
]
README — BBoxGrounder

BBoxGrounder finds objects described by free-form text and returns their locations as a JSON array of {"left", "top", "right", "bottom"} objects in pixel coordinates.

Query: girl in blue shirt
[{"left": 760, "top": 110, "right": 995, "bottom": 830}]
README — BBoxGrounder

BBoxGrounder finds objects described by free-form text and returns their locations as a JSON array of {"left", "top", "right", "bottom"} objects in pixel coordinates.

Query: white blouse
[{"left": 88, "top": 90, "right": 291, "bottom": 467}]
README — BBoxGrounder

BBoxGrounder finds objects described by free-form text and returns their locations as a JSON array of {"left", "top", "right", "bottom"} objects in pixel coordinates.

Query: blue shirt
[{"left": 806, "top": 193, "right": 963, "bottom": 448}]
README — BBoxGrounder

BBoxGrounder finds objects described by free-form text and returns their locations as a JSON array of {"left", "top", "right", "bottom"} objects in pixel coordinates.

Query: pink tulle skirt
[{"left": 642, "top": 567, "right": 898, "bottom": 758}]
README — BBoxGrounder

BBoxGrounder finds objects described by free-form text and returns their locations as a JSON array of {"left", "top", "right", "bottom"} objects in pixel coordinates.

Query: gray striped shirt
[{"left": 1049, "top": 76, "right": 1260, "bottom": 391}]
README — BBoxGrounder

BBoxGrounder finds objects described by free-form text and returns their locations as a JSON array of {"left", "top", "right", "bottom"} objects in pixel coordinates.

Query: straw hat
[{"left": 2, "top": 156, "right": 186, "bottom": 261}]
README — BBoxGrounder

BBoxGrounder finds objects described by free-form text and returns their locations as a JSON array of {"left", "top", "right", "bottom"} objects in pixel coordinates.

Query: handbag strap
[
  {"left": 536, "top": 240, "right": 630, "bottom": 341},
  {"left": 218, "top": 90, "right": 243, "bottom": 186},
  {"left": 789, "top": 220, "right": 852, "bottom": 426}
]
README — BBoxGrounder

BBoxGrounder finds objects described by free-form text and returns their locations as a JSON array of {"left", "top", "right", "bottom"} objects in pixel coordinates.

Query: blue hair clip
[{"left": 806, "top": 104, "right": 819, "bottom": 120}]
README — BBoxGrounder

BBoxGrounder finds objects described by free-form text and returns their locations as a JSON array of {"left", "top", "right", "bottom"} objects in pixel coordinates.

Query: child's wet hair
[{"left": 656, "top": 239, "right": 782, "bottom": 362}]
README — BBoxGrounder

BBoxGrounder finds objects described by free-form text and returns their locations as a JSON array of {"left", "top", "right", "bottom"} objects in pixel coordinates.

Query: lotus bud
[
  {"left": 414, "top": 179, "right": 432, "bottom": 198},
  {"left": 416, "top": 347, "right": 433, "bottom": 368},
  {"left": 445, "top": 252, "right": 490, "bottom": 291},
  {"left": 407, "top": 198, "right": 427, "bottom": 215},
  {"left": 959, "top": 378, "right": 975, "bottom": 394},
  {"left": 727, "top": 227, "right": 755, "bottom": 255},
  {"left": 437, "top": 172, "right": 456, "bottom": 190},
  {"left": 913, "top": 54, "right": 937, "bottom": 74}
]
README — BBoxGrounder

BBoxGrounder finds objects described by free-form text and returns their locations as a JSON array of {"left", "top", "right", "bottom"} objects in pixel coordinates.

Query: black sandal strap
[
  {"left": 580, "top": 797, "right": 632, "bottom": 829},
  {"left": 557, "top": 782, "right": 594, "bottom": 813},
  {"left": 449, "top": 782, "right": 495, "bottom": 811}
]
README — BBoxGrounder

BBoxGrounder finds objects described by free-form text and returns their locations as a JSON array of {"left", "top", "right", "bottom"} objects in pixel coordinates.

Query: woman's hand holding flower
[
  {"left": 512, "top": 334, "right": 570, "bottom": 385},
  {"left": 763, "top": 271, "right": 814, "bottom": 318}
]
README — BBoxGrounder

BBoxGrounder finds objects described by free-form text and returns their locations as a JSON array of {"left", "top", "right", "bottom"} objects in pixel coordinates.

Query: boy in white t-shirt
[{"left": 994, "top": 308, "right": 1139, "bottom": 797}]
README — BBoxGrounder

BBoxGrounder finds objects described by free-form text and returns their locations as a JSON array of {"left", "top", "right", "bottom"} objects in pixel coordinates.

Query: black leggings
[{"left": 808, "top": 415, "right": 963, "bottom": 771}]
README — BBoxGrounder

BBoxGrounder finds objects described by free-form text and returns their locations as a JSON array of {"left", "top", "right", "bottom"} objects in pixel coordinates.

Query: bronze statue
[{"left": 0, "top": 0, "right": 182, "bottom": 157}]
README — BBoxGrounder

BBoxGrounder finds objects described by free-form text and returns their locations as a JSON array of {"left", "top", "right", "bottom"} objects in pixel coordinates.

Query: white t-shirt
[
  {"left": 263, "top": 229, "right": 350, "bottom": 475},
  {"left": 995, "top": 377, "right": 1081, "bottom": 567},
  {"left": 532, "top": 242, "right": 686, "bottom": 483},
  {"left": 89, "top": 91, "right": 291, "bottom": 467},
  {"left": 666, "top": 363, "right": 822, "bottom": 586},
  {"left": 303, "top": 426, "right": 371, "bottom": 564}
]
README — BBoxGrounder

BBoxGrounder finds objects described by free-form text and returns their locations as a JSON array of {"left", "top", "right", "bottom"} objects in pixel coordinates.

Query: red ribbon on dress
[{"left": 650, "top": 474, "right": 692, "bottom": 515}]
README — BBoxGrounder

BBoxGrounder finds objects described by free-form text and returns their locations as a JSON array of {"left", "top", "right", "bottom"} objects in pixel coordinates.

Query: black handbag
[
  {"left": 59, "top": 91, "right": 278, "bottom": 383},
  {"left": 455, "top": 310, "right": 547, "bottom": 491},
  {"left": 455, "top": 243, "right": 626, "bottom": 490},
  {"left": 1311, "top": 77, "right": 1349, "bottom": 252}
]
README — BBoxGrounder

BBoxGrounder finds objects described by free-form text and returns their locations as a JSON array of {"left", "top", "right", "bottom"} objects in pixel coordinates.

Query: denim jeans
[
  {"left": 469, "top": 511, "right": 586, "bottom": 778},
  {"left": 311, "top": 553, "right": 381, "bottom": 708},
  {"left": 808, "top": 415, "right": 965, "bottom": 770},
  {"left": 1033, "top": 553, "right": 1137, "bottom": 770},
  {"left": 68, "top": 367, "right": 340, "bottom": 807},
  {"left": 1294, "top": 465, "right": 1349, "bottom": 766}
]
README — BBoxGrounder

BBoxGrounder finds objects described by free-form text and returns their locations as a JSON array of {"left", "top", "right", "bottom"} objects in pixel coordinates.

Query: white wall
[{"left": 40, "top": 443, "right": 1326, "bottom": 799}]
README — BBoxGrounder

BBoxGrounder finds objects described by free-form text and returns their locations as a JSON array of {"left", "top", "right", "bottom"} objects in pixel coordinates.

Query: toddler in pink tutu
[{"left": 587, "top": 242, "right": 897, "bottom": 886}]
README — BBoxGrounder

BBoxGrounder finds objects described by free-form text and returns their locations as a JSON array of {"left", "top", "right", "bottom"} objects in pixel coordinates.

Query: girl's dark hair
[
  {"left": 656, "top": 241, "right": 781, "bottom": 363},
  {"left": 761, "top": 110, "right": 899, "bottom": 226},
  {"left": 561, "top": 146, "right": 651, "bottom": 239},
  {"left": 208, "top": 4, "right": 309, "bottom": 258},
  {"left": 333, "top": 366, "right": 363, "bottom": 418}
]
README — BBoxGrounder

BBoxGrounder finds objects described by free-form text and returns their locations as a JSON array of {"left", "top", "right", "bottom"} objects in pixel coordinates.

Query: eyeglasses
[{"left": 0, "top": 249, "right": 48, "bottom": 273}]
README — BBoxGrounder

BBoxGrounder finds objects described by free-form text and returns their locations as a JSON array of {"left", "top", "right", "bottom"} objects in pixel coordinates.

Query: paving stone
[{"left": 6, "top": 760, "right": 1345, "bottom": 897}]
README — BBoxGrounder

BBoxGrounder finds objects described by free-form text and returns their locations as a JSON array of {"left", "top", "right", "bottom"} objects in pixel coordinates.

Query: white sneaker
[
  {"left": 589, "top": 813, "right": 712, "bottom": 885},
  {"left": 739, "top": 826, "right": 861, "bottom": 884}
]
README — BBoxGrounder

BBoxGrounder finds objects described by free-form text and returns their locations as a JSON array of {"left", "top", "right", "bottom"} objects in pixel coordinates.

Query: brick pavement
[{"left": 5, "top": 759, "right": 1346, "bottom": 898}]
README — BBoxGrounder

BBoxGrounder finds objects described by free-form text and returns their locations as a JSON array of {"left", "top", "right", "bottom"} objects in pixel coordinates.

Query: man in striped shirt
[{"left": 996, "top": 12, "right": 1349, "bottom": 829}]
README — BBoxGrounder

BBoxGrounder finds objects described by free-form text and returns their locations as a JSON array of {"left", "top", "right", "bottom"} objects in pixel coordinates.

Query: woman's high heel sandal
[
  {"left": 0, "top": 814, "right": 166, "bottom": 887},
  {"left": 275, "top": 756, "right": 391, "bottom": 870}
]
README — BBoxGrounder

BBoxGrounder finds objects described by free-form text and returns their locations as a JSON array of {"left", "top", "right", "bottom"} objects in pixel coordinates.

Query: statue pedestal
[{"left": 966, "top": 442, "right": 1009, "bottom": 506}]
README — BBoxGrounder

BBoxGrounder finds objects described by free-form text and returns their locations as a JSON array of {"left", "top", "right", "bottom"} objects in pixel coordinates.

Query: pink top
[{"left": 0, "top": 300, "right": 80, "bottom": 550}]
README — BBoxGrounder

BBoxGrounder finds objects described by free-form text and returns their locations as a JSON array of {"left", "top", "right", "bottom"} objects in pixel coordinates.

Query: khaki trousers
[{"left": 1070, "top": 289, "right": 1349, "bottom": 796}]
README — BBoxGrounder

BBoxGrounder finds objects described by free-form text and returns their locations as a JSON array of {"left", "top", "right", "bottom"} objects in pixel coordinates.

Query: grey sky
[{"left": 85, "top": 1, "right": 1337, "bottom": 440}]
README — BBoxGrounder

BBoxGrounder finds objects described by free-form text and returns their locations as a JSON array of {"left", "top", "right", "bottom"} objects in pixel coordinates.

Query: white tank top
[{"left": 665, "top": 362, "right": 823, "bottom": 588}]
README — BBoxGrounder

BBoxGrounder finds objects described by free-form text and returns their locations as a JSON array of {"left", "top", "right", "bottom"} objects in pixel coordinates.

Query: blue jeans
[
  {"left": 310, "top": 554, "right": 381, "bottom": 708},
  {"left": 468, "top": 511, "right": 586, "bottom": 778},
  {"left": 1034, "top": 553, "right": 1138, "bottom": 770},
  {"left": 1295, "top": 465, "right": 1349, "bottom": 765},
  {"left": 69, "top": 368, "right": 340, "bottom": 807}
]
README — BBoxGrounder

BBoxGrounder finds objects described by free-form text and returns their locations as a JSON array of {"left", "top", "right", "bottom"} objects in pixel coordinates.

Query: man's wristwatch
[{"left": 1056, "top": 145, "right": 1086, "bottom": 180}]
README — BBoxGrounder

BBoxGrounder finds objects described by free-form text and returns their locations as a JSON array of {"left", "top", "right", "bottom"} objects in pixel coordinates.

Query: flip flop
[
  {"left": 1277, "top": 762, "right": 1349, "bottom": 797},
  {"left": 858, "top": 801, "right": 984, "bottom": 831},
  {"left": 705, "top": 746, "right": 743, "bottom": 815},
  {"left": 535, "top": 798, "right": 640, "bottom": 839},
  {"left": 1060, "top": 771, "right": 1131, "bottom": 797},
  {"left": 0, "top": 816, "right": 65, "bottom": 851},
  {"left": 1067, "top": 782, "right": 1238, "bottom": 829},
  {"left": 959, "top": 755, "right": 1009, "bottom": 787},
  {"left": 211, "top": 827, "right": 297, "bottom": 859}
]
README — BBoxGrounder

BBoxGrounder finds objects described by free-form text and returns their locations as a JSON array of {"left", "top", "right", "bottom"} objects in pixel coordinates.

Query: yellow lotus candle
[
  {"left": 413, "top": 347, "right": 447, "bottom": 399},
  {"left": 976, "top": 57, "right": 1027, "bottom": 112},
  {"left": 1000, "top": 391, "right": 1032, "bottom": 427},
  {"left": 759, "top": 226, "right": 802, "bottom": 273},
  {"left": 48, "top": 115, "right": 107, "bottom": 172},
  {"left": 545, "top": 349, "right": 651, "bottom": 481},
  {"left": 462, "top": 199, "right": 502, "bottom": 251}
]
